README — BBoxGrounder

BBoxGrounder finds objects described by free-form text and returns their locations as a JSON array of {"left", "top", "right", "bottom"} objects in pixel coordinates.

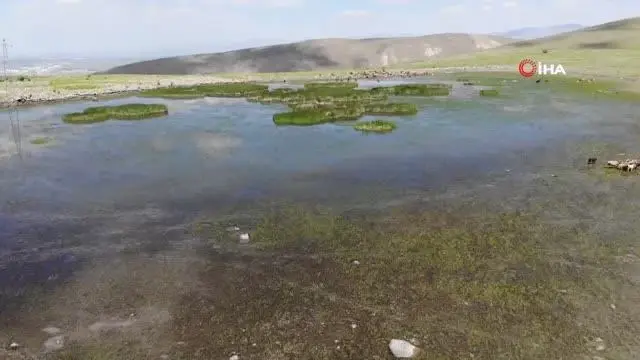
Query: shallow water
[
  {"left": 0, "top": 83, "right": 638, "bottom": 232},
  {"left": 1, "top": 85, "right": 628, "bottom": 213},
  {"left": 2, "top": 79, "right": 640, "bottom": 356}
]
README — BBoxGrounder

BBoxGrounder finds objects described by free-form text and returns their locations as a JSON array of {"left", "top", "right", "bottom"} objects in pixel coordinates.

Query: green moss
[
  {"left": 303, "top": 81, "right": 359, "bottom": 89},
  {"left": 139, "top": 82, "right": 268, "bottom": 99},
  {"left": 273, "top": 106, "right": 364, "bottom": 126},
  {"left": 183, "top": 205, "right": 615, "bottom": 359},
  {"left": 363, "top": 102, "right": 418, "bottom": 115},
  {"left": 480, "top": 89, "right": 500, "bottom": 96},
  {"left": 29, "top": 137, "right": 52, "bottom": 145},
  {"left": 250, "top": 87, "right": 388, "bottom": 109},
  {"left": 371, "top": 84, "right": 451, "bottom": 96},
  {"left": 353, "top": 119, "right": 397, "bottom": 133},
  {"left": 62, "top": 103, "right": 169, "bottom": 124}
]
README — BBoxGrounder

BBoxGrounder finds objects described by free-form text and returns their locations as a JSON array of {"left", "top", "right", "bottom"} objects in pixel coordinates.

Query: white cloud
[
  {"left": 339, "top": 10, "right": 371, "bottom": 17},
  {"left": 440, "top": 4, "right": 466, "bottom": 13},
  {"left": 502, "top": 1, "right": 517, "bottom": 7},
  {"left": 231, "top": 0, "right": 303, "bottom": 6}
]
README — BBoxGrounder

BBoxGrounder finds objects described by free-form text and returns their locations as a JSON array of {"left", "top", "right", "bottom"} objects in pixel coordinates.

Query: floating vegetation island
[
  {"left": 62, "top": 104, "right": 169, "bottom": 124},
  {"left": 479, "top": 89, "right": 500, "bottom": 96},
  {"left": 139, "top": 83, "right": 268, "bottom": 99},
  {"left": 257, "top": 82, "right": 444, "bottom": 126},
  {"left": 353, "top": 119, "right": 397, "bottom": 133},
  {"left": 65, "top": 82, "right": 456, "bottom": 128}
]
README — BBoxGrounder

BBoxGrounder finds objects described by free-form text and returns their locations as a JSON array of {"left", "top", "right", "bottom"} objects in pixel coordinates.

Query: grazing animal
[
  {"left": 536, "top": 79, "right": 541, "bottom": 83},
  {"left": 607, "top": 160, "right": 620, "bottom": 167},
  {"left": 628, "top": 163, "right": 637, "bottom": 171},
  {"left": 587, "top": 157, "right": 597, "bottom": 165}
]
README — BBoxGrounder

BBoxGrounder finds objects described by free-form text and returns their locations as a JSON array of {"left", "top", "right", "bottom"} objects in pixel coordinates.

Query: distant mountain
[
  {"left": 102, "top": 33, "right": 514, "bottom": 75},
  {"left": 498, "top": 24, "right": 584, "bottom": 39},
  {"left": 8, "top": 57, "right": 147, "bottom": 75}
]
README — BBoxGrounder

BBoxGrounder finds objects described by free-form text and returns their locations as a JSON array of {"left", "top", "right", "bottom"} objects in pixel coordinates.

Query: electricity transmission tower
[{"left": 2, "top": 38, "right": 23, "bottom": 159}]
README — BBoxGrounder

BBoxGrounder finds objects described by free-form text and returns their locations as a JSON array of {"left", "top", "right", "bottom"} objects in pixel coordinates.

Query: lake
[{"left": 1, "top": 79, "right": 640, "bottom": 359}]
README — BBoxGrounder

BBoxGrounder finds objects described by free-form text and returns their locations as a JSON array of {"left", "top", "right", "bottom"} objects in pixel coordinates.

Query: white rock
[
  {"left": 389, "top": 339, "right": 420, "bottom": 358},
  {"left": 610, "top": 304, "right": 616, "bottom": 310},
  {"left": 239, "top": 233, "right": 250, "bottom": 243},
  {"left": 44, "top": 335, "right": 64, "bottom": 352},
  {"left": 226, "top": 226, "right": 240, "bottom": 232},
  {"left": 42, "top": 326, "right": 62, "bottom": 335},
  {"left": 229, "top": 355, "right": 239, "bottom": 360},
  {"left": 352, "top": 260, "right": 360, "bottom": 265},
  {"left": 594, "top": 337, "right": 605, "bottom": 351},
  {"left": 351, "top": 323, "right": 357, "bottom": 329},
  {"left": 9, "top": 342, "right": 19, "bottom": 350}
]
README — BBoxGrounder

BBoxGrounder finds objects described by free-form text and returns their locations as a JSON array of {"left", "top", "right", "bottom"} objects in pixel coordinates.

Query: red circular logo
[{"left": 518, "top": 59, "right": 536, "bottom": 77}]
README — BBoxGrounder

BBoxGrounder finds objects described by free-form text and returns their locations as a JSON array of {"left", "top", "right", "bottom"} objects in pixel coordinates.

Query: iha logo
[{"left": 518, "top": 58, "right": 566, "bottom": 77}]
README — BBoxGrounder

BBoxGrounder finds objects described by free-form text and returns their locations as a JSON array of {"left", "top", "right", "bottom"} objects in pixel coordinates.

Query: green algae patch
[
  {"left": 303, "top": 81, "right": 359, "bottom": 90},
  {"left": 62, "top": 103, "right": 169, "bottom": 124},
  {"left": 250, "top": 87, "right": 388, "bottom": 109},
  {"left": 183, "top": 204, "right": 618, "bottom": 360},
  {"left": 371, "top": 84, "right": 451, "bottom": 96},
  {"left": 353, "top": 119, "right": 397, "bottom": 133},
  {"left": 29, "top": 137, "right": 52, "bottom": 145},
  {"left": 273, "top": 107, "right": 364, "bottom": 126},
  {"left": 139, "top": 82, "right": 268, "bottom": 99},
  {"left": 363, "top": 102, "right": 418, "bottom": 115},
  {"left": 479, "top": 89, "right": 500, "bottom": 96}
]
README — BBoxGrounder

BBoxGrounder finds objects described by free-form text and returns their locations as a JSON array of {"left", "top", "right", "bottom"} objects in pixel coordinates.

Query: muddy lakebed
[{"left": 1, "top": 78, "right": 640, "bottom": 359}]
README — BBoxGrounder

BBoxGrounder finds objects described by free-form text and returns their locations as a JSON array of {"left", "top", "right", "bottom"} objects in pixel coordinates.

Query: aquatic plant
[
  {"left": 303, "top": 81, "right": 359, "bottom": 89},
  {"left": 363, "top": 102, "right": 418, "bottom": 115},
  {"left": 371, "top": 84, "right": 451, "bottom": 96},
  {"left": 29, "top": 137, "right": 52, "bottom": 145},
  {"left": 479, "top": 89, "right": 500, "bottom": 96},
  {"left": 273, "top": 107, "right": 364, "bottom": 126},
  {"left": 139, "top": 83, "right": 268, "bottom": 98},
  {"left": 353, "top": 119, "right": 397, "bottom": 133},
  {"left": 183, "top": 204, "right": 621, "bottom": 359},
  {"left": 62, "top": 103, "right": 169, "bottom": 124}
]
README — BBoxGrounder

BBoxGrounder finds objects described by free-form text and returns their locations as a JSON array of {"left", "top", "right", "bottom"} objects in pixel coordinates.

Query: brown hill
[{"left": 102, "top": 33, "right": 514, "bottom": 74}]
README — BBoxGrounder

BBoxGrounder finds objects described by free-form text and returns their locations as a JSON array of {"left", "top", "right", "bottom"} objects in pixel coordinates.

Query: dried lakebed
[{"left": 1, "top": 78, "right": 640, "bottom": 359}]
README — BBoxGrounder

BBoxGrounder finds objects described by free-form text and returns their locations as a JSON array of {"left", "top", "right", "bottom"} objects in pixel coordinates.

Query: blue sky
[{"left": 1, "top": 0, "right": 639, "bottom": 58}]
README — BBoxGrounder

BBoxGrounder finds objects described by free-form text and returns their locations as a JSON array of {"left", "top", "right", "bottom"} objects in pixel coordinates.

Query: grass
[
  {"left": 304, "top": 81, "right": 359, "bottom": 89},
  {"left": 370, "top": 84, "right": 451, "bottom": 96},
  {"left": 179, "top": 203, "right": 632, "bottom": 359},
  {"left": 353, "top": 119, "right": 397, "bottom": 133},
  {"left": 139, "top": 83, "right": 268, "bottom": 98},
  {"left": 363, "top": 102, "right": 417, "bottom": 115},
  {"left": 62, "top": 103, "right": 169, "bottom": 124},
  {"left": 29, "top": 137, "right": 52, "bottom": 145},
  {"left": 479, "top": 89, "right": 500, "bottom": 96},
  {"left": 272, "top": 102, "right": 417, "bottom": 126},
  {"left": 438, "top": 71, "right": 640, "bottom": 102},
  {"left": 273, "top": 107, "right": 364, "bottom": 125},
  {"left": 255, "top": 84, "right": 422, "bottom": 126}
]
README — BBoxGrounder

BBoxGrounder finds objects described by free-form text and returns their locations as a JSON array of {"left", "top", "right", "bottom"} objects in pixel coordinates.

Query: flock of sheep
[{"left": 606, "top": 159, "right": 640, "bottom": 171}]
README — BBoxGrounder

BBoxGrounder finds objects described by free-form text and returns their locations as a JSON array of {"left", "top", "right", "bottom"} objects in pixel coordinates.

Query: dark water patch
[{"left": 0, "top": 252, "right": 82, "bottom": 321}]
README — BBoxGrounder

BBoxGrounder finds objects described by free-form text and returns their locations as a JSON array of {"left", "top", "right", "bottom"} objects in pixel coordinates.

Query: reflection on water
[{"left": 1, "top": 85, "right": 639, "bottom": 216}]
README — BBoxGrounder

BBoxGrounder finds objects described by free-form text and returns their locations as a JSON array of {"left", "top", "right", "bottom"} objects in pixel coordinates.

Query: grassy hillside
[
  {"left": 102, "top": 34, "right": 513, "bottom": 75},
  {"left": 403, "top": 17, "right": 640, "bottom": 79}
]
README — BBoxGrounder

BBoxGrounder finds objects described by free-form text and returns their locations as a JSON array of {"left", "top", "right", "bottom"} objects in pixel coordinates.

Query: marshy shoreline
[{"left": 0, "top": 66, "right": 515, "bottom": 110}]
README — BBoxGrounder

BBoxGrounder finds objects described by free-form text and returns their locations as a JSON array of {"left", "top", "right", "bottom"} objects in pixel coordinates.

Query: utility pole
[
  {"left": 2, "top": 38, "right": 9, "bottom": 82},
  {"left": 2, "top": 38, "right": 23, "bottom": 159}
]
